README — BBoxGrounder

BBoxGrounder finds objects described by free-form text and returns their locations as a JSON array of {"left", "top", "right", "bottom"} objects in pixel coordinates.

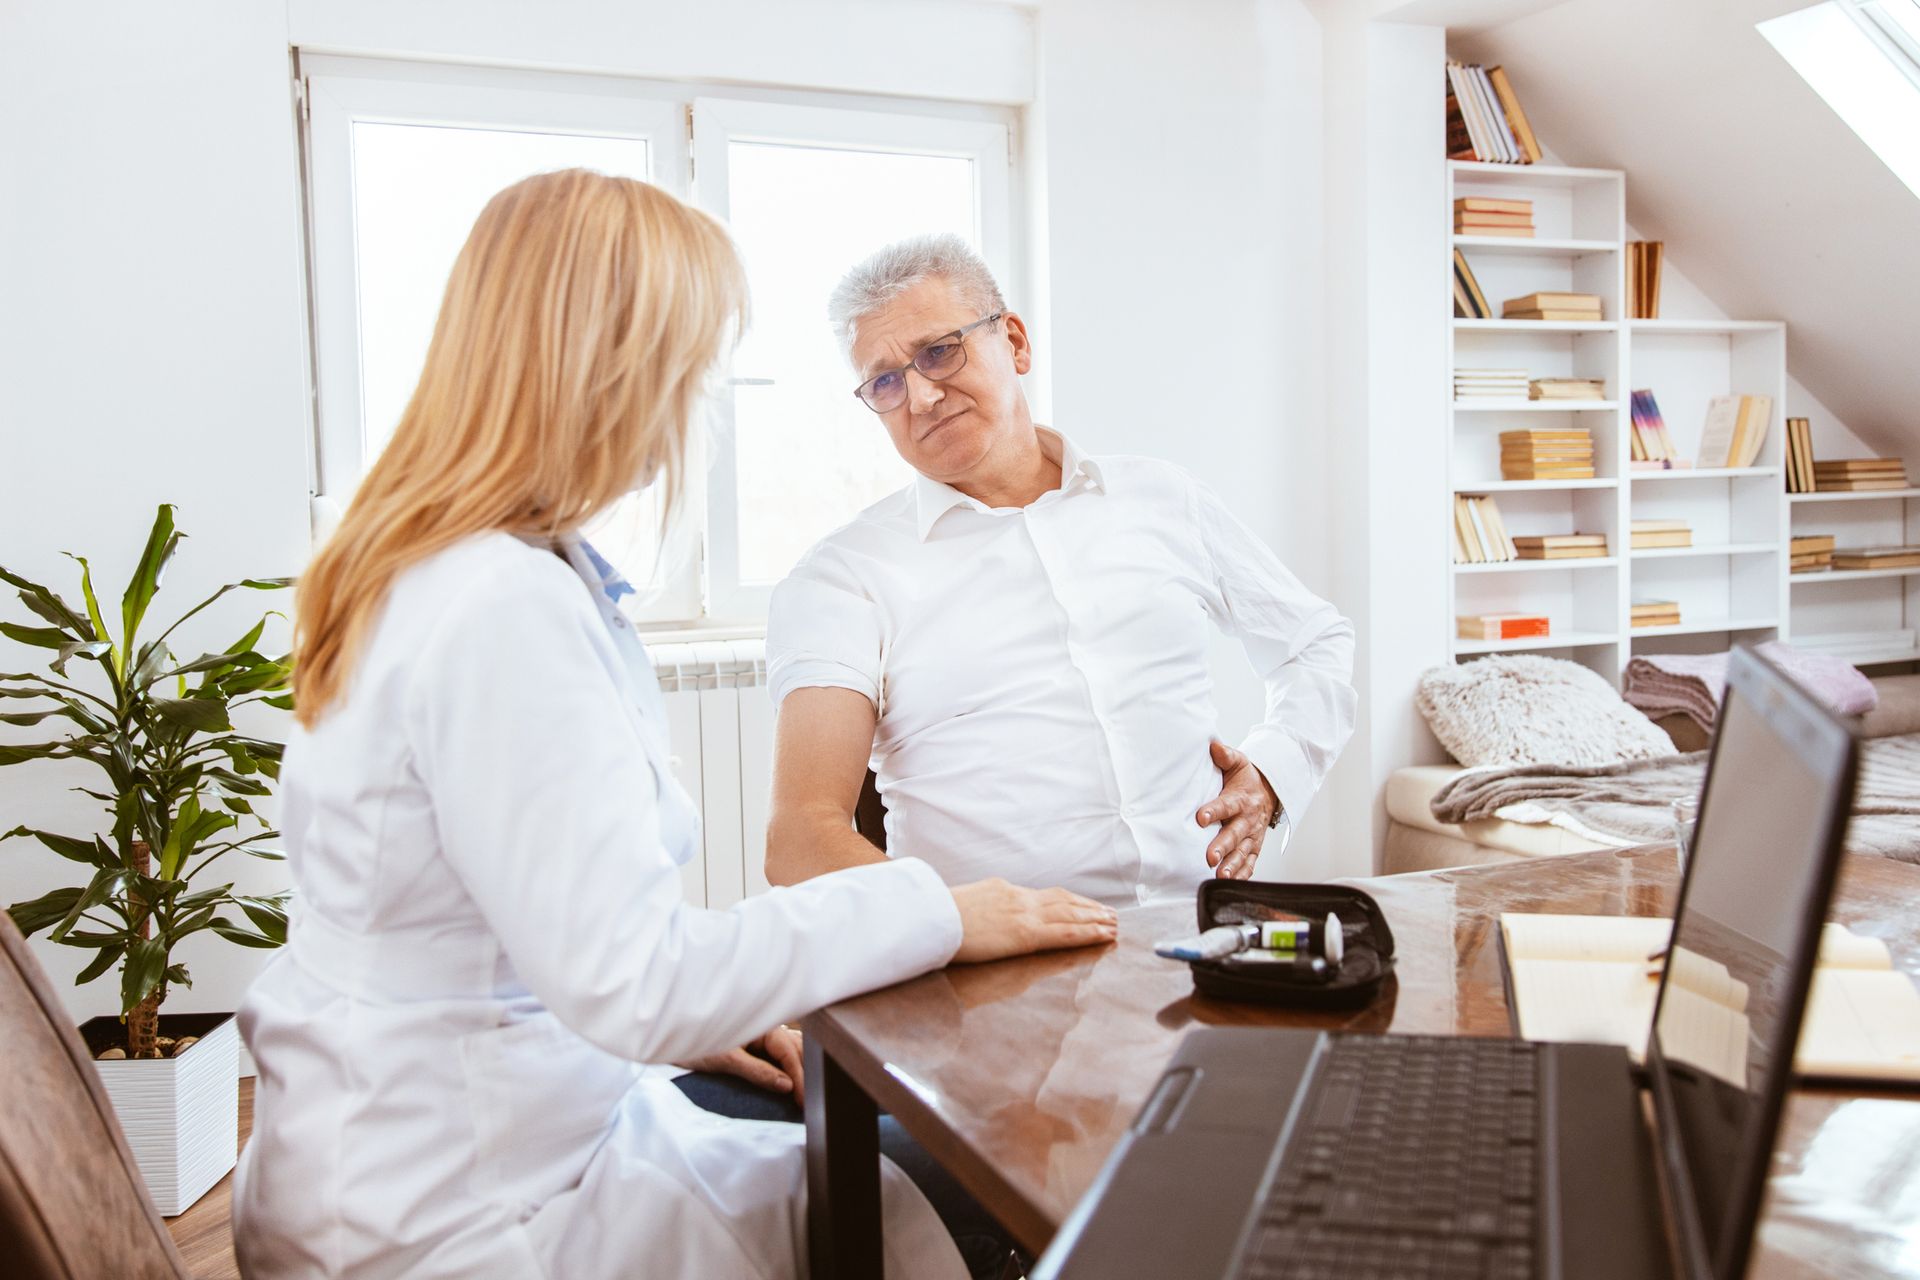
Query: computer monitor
[{"left": 1645, "top": 645, "right": 1860, "bottom": 1280}]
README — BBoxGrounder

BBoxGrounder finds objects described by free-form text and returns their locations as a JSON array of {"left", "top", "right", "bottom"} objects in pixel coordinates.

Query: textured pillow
[{"left": 1417, "top": 654, "right": 1677, "bottom": 768}]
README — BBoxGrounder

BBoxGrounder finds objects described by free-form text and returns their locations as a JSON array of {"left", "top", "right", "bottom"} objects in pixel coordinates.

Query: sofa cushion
[
  {"left": 1861, "top": 674, "right": 1920, "bottom": 739},
  {"left": 1417, "top": 654, "right": 1676, "bottom": 768}
]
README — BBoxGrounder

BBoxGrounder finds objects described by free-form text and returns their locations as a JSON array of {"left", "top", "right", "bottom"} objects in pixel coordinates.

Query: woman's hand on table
[{"left": 950, "top": 878, "right": 1118, "bottom": 964}]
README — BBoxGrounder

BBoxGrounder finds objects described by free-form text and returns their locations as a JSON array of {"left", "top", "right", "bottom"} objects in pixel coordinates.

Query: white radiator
[{"left": 648, "top": 639, "right": 772, "bottom": 908}]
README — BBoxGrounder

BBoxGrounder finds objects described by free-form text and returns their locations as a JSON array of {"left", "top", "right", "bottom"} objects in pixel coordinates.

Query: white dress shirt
[
  {"left": 234, "top": 532, "right": 966, "bottom": 1279},
  {"left": 766, "top": 430, "right": 1356, "bottom": 906}
]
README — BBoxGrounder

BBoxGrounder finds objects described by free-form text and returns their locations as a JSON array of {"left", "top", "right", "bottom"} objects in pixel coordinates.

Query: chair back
[
  {"left": 854, "top": 768, "right": 888, "bottom": 851},
  {"left": 0, "top": 912, "right": 188, "bottom": 1279}
]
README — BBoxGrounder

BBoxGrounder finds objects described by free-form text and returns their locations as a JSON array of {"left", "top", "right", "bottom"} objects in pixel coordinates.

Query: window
[
  {"left": 1759, "top": 1, "right": 1920, "bottom": 202},
  {"left": 299, "top": 56, "right": 1015, "bottom": 627}
]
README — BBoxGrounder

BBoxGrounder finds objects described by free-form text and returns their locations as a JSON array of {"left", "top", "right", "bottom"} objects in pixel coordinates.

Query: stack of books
[
  {"left": 1453, "top": 494, "right": 1517, "bottom": 562},
  {"left": 1785, "top": 417, "right": 1818, "bottom": 493},
  {"left": 1630, "top": 520, "right": 1691, "bottom": 550},
  {"left": 1815, "top": 459, "right": 1910, "bottom": 492},
  {"left": 1444, "top": 63, "right": 1542, "bottom": 165},
  {"left": 1500, "top": 429, "right": 1594, "bottom": 480},
  {"left": 1501, "top": 292, "right": 1602, "bottom": 322},
  {"left": 1832, "top": 547, "right": 1920, "bottom": 570},
  {"left": 1453, "top": 250, "right": 1492, "bottom": 319},
  {"left": 1513, "top": 534, "right": 1608, "bottom": 560},
  {"left": 1791, "top": 535, "right": 1836, "bottom": 573},
  {"left": 1529, "top": 378, "right": 1605, "bottom": 401},
  {"left": 1454, "top": 368, "right": 1530, "bottom": 400},
  {"left": 1454, "top": 197, "right": 1533, "bottom": 238},
  {"left": 1458, "top": 613, "right": 1551, "bottom": 641},
  {"left": 1629, "top": 389, "right": 1685, "bottom": 469},
  {"left": 1697, "top": 394, "right": 1772, "bottom": 469},
  {"left": 1628, "top": 242, "right": 1664, "bottom": 319},
  {"left": 1631, "top": 600, "right": 1681, "bottom": 630}
]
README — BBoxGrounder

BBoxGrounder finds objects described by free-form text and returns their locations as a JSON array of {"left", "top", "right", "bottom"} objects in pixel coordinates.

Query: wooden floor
[{"left": 166, "top": 1077, "right": 250, "bottom": 1280}]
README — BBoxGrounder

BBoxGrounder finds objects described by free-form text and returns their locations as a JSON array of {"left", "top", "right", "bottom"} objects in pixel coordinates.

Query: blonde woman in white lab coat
[{"left": 232, "top": 169, "right": 1118, "bottom": 1280}]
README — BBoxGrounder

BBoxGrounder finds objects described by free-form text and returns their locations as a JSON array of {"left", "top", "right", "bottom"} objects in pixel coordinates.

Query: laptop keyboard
[{"left": 1232, "top": 1034, "right": 1541, "bottom": 1280}]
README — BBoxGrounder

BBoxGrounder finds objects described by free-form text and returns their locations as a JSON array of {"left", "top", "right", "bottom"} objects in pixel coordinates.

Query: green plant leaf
[
  {"left": 209, "top": 917, "right": 280, "bottom": 948},
  {"left": 63, "top": 554, "right": 110, "bottom": 649},
  {"left": 1, "top": 826, "right": 118, "bottom": 868},
  {"left": 0, "top": 622, "right": 69, "bottom": 649},
  {"left": 232, "top": 894, "right": 289, "bottom": 944},
  {"left": 226, "top": 618, "right": 267, "bottom": 657},
  {"left": 48, "top": 867, "right": 126, "bottom": 941},
  {"left": 49, "top": 639, "right": 112, "bottom": 677},
  {"left": 120, "top": 505, "right": 182, "bottom": 667},
  {"left": 163, "top": 963, "right": 192, "bottom": 988},
  {"left": 167, "top": 905, "right": 220, "bottom": 940},
  {"left": 207, "top": 768, "right": 270, "bottom": 796},
  {"left": 120, "top": 936, "right": 168, "bottom": 1012},
  {"left": 60, "top": 929, "right": 133, "bottom": 948},
  {"left": 174, "top": 882, "right": 234, "bottom": 912},
  {"left": 0, "top": 743, "right": 77, "bottom": 765},
  {"left": 131, "top": 640, "right": 172, "bottom": 690},
  {"left": 74, "top": 946, "right": 122, "bottom": 985},
  {"left": 0, "top": 564, "right": 95, "bottom": 639},
  {"left": 261, "top": 693, "right": 296, "bottom": 710},
  {"left": 153, "top": 697, "right": 231, "bottom": 733},
  {"left": 7, "top": 887, "right": 84, "bottom": 936},
  {"left": 0, "top": 708, "right": 63, "bottom": 727}
]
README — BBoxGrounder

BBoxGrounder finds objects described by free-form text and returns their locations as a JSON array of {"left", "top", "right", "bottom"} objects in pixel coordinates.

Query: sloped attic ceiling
[{"left": 1453, "top": 0, "right": 1920, "bottom": 454}]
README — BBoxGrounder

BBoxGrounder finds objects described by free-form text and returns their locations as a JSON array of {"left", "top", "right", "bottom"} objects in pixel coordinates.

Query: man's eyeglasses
[{"left": 852, "top": 313, "right": 1003, "bottom": 414}]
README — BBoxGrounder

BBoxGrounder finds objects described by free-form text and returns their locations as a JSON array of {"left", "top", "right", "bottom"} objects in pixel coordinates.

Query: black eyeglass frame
[{"left": 851, "top": 312, "right": 1004, "bottom": 413}]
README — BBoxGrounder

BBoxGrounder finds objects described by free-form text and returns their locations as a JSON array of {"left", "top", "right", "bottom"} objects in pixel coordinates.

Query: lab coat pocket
[{"left": 459, "top": 1012, "right": 636, "bottom": 1211}]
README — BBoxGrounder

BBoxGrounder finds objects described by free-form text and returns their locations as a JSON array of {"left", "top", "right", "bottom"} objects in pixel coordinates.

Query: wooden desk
[{"left": 803, "top": 847, "right": 1920, "bottom": 1279}]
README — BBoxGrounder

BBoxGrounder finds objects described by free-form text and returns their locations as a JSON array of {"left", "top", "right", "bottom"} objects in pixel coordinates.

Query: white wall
[
  {"left": 1032, "top": 0, "right": 1340, "bottom": 877},
  {"left": 2, "top": 0, "right": 1342, "bottom": 1021}
]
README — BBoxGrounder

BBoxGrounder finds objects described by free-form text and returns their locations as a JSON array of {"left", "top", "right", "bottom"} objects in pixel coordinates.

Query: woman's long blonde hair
[{"left": 293, "top": 169, "right": 747, "bottom": 726}]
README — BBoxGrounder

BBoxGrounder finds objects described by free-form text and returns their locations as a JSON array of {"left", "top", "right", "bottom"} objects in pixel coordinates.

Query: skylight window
[{"left": 1759, "top": 1, "right": 1920, "bottom": 200}]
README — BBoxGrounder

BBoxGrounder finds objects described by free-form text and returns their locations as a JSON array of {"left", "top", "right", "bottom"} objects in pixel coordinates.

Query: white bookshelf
[
  {"left": 1787, "top": 490, "right": 1920, "bottom": 667},
  {"left": 1445, "top": 159, "right": 1800, "bottom": 679}
]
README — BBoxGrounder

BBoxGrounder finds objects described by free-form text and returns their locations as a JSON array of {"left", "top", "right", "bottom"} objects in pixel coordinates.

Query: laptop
[{"left": 1034, "top": 645, "right": 1861, "bottom": 1280}]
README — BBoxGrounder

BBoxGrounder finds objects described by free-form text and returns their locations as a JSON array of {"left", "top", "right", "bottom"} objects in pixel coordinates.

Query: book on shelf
[
  {"left": 1455, "top": 197, "right": 1532, "bottom": 215},
  {"left": 1630, "top": 523, "right": 1693, "bottom": 549},
  {"left": 1456, "top": 223, "right": 1537, "bottom": 238},
  {"left": 1830, "top": 547, "right": 1920, "bottom": 571},
  {"left": 1452, "top": 250, "right": 1492, "bottom": 319},
  {"left": 1496, "top": 914, "right": 1920, "bottom": 1083},
  {"left": 1452, "top": 494, "right": 1519, "bottom": 563},
  {"left": 1501, "top": 292, "right": 1603, "bottom": 322},
  {"left": 1785, "top": 417, "right": 1816, "bottom": 494},
  {"left": 1455, "top": 367, "right": 1530, "bottom": 399},
  {"left": 1813, "top": 458, "right": 1909, "bottom": 492},
  {"left": 1512, "top": 534, "right": 1608, "bottom": 560},
  {"left": 1500, "top": 428, "right": 1595, "bottom": 480},
  {"left": 1629, "top": 389, "right": 1679, "bottom": 463},
  {"left": 1790, "top": 534, "right": 1836, "bottom": 573},
  {"left": 1529, "top": 378, "right": 1605, "bottom": 401},
  {"left": 1458, "top": 613, "right": 1551, "bottom": 640},
  {"left": 1445, "top": 62, "right": 1541, "bottom": 164},
  {"left": 1631, "top": 600, "right": 1682, "bottom": 628},
  {"left": 1696, "top": 393, "right": 1772, "bottom": 469},
  {"left": 1627, "top": 241, "right": 1664, "bottom": 319},
  {"left": 1455, "top": 212, "right": 1534, "bottom": 230}
]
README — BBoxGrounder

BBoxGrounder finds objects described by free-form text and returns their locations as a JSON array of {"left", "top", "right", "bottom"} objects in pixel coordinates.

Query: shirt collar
[{"left": 912, "top": 427, "right": 1106, "bottom": 541}]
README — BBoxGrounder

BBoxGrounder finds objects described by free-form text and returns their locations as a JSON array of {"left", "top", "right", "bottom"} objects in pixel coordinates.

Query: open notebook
[{"left": 1498, "top": 913, "right": 1920, "bottom": 1084}]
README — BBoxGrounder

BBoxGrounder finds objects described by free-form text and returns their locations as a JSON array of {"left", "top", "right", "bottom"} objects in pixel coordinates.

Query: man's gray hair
[{"left": 828, "top": 233, "right": 1007, "bottom": 360}]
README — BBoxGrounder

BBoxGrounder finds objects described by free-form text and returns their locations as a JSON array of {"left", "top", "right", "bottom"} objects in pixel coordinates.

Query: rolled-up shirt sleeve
[
  {"left": 765, "top": 553, "right": 884, "bottom": 711},
  {"left": 1190, "top": 477, "right": 1358, "bottom": 825}
]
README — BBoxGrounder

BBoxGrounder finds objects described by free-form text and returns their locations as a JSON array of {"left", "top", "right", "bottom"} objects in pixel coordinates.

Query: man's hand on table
[
  {"left": 676, "top": 1024, "right": 808, "bottom": 1104},
  {"left": 1197, "top": 739, "right": 1280, "bottom": 880}
]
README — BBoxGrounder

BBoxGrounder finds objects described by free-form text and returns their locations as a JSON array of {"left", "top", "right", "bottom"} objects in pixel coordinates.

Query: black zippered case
[{"left": 1185, "top": 880, "right": 1397, "bottom": 1008}]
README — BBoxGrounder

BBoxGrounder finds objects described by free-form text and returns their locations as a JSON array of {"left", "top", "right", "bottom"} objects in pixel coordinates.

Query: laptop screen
[{"left": 1646, "top": 648, "right": 1857, "bottom": 1280}]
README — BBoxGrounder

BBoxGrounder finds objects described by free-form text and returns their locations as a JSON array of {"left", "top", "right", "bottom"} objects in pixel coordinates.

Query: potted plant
[{"left": 1, "top": 504, "right": 292, "bottom": 1214}]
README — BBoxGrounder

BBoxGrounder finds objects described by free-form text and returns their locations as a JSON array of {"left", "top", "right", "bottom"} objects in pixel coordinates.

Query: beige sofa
[{"left": 1381, "top": 672, "right": 1920, "bottom": 876}]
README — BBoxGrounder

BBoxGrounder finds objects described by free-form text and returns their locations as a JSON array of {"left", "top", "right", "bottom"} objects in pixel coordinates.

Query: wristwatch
[{"left": 1268, "top": 805, "right": 1292, "bottom": 859}]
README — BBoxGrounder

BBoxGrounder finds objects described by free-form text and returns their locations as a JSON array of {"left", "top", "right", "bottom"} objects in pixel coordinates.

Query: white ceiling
[{"left": 1452, "top": 0, "right": 1920, "bottom": 452}]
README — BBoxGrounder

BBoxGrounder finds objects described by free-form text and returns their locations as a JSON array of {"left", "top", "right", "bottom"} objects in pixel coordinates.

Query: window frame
[{"left": 297, "top": 53, "right": 1019, "bottom": 629}]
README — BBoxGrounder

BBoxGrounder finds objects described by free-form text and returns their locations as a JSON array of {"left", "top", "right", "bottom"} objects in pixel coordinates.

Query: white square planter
[{"left": 80, "top": 1012, "right": 239, "bottom": 1216}]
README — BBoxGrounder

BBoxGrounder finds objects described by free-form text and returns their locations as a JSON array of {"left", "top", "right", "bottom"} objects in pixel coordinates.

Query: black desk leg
[{"left": 805, "top": 1032, "right": 884, "bottom": 1280}]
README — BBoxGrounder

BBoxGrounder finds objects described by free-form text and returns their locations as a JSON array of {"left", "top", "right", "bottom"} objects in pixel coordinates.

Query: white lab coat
[{"left": 232, "top": 532, "right": 969, "bottom": 1279}]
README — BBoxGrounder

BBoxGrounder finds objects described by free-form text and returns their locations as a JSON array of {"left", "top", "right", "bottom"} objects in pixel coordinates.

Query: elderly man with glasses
[{"left": 762, "top": 234, "right": 1355, "bottom": 907}]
